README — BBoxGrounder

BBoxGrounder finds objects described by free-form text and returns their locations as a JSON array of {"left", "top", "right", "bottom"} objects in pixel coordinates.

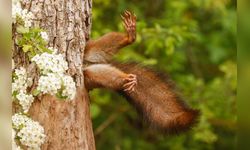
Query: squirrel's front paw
[
  {"left": 123, "top": 74, "right": 137, "bottom": 92},
  {"left": 121, "top": 10, "right": 136, "bottom": 43}
]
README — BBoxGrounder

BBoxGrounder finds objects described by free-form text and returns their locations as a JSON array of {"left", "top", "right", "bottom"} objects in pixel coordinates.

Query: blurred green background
[{"left": 89, "top": 0, "right": 236, "bottom": 150}]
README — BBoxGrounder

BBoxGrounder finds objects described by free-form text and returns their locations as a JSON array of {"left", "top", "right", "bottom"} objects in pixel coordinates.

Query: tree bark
[{"left": 13, "top": 0, "right": 95, "bottom": 149}]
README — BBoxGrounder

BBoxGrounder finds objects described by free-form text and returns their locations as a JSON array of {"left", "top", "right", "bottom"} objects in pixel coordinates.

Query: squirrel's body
[{"left": 84, "top": 11, "right": 199, "bottom": 133}]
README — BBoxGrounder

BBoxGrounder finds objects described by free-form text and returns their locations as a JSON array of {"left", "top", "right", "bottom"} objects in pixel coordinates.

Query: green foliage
[
  {"left": 32, "top": 89, "right": 40, "bottom": 96},
  {"left": 90, "top": 0, "right": 236, "bottom": 149},
  {"left": 16, "top": 27, "right": 52, "bottom": 59}
]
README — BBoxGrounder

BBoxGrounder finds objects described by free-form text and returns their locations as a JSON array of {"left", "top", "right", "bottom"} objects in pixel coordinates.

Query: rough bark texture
[
  {"left": 13, "top": 0, "right": 95, "bottom": 149},
  {"left": 29, "top": 88, "right": 95, "bottom": 150}
]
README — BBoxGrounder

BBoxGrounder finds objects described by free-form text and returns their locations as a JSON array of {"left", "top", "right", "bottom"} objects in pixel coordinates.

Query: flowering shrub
[
  {"left": 12, "top": 67, "right": 34, "bottom": 113},
  {"left": 40, "top": 32, "right": 49, "bottom": 42},
  {"left": 37, "top": 73, "right": 62, "bottom": 95},
  {"left": 12, "top": 0, "right": 34, "bottom": 27},
  {"left": 12, "top": 0, "right": 77, "bottom": 149},
  {"left": 31, "top": 52, "right": 68, "bottom": 74},
  {"left": 12, "top": 114, "right": 46, "bottom": 149},
  {"left": 12, "top": 129, "right": 22, "bottom": 150},
  {"left": 16, "top": 91, "right": 34, "bottom": 113},
  {"left": 31, "top": 52, "right": 76, "bottom": 99},
  {"left": 12, "top": 67, "right": 32, "bottom": 94}
]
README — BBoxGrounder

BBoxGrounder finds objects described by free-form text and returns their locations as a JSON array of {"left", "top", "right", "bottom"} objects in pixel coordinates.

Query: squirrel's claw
[
  {"left": 121, "top": 10, "right": 136, "bottom": 29},
  {"left": 121, "top": 10, "right": 136, "bottom": 43},
  {"left": 123, "top": 74, "right": 137, "bottom": 92}
]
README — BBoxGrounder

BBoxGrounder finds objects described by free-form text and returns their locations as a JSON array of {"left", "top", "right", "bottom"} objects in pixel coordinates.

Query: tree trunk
[{"left": 13, "top": 0, "right": 95, "bottom": 149}]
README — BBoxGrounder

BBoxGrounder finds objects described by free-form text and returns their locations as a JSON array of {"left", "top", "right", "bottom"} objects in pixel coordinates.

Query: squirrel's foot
[
  {"left": 121, "top": 10, "right": 136, "bottom": 43},
  {"left": 123, "top": 74, "right": 137, "bottom": 92}
]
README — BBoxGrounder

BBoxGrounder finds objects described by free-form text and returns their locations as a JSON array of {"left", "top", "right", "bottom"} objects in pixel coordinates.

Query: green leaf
[
  {"left": 165, "top": 36, "right": 175, "bottom": 55},
  {"left": 17, "top": 38, "right": 25, "bottom": 46},
  {"left": 28, "top": 52, "right": 36, "bottom": 60},
  {"left": 12, "top": 90, "right": 18, "bottom": 98},
  {"left": 36, "top": 45, "right": 49, "bottom": 53},
  {"left": 32, "top": 89, "right": 41, "bottom": 96},
  {"left": 56, "top": 91, "right": 68, "bottom": 100},
  {"left": 22, "top": 44, "right": 32, "bottom": 53},
  {"left": 44, "top": 48, "right": 53, "bottom": 54},
  {"left": 12, "top": 73, "right": 18, "bottom": 81},
  {"left": 16, "top": 26, "right": 29, "bottom": 34},
  {"left": 143, "top": 59, "right": 157, "bottom": 65},
  {"left": 31, "top": 28, "right": 42, "bottom": 33},
  {"left": 90, "top": 104, "right": 101, "bottom": 119}
]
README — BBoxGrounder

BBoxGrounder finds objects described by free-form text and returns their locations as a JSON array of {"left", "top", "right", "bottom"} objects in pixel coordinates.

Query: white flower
[
  {"left": 12, "top": 0, "right": 22, "bottom": 23},
  {"left": 18, "top": 120, "right": 46, "bottom": 149},
  {"left": 62, "top": 75, "right": 76, "bottom": 100},
  {"left": 16, "top": 90, "right": 34, "bottom": 113},
  {"left": 12, "top": 114, "right": 46, "bottom": 149},
  {"left": 40, "top": 31, "right": 49, "bottom": 41},
  {"left": 15, "top": 67, "right": 26, "bottom": 77},
  {"left": 12, "top": 67, "right": 34, "bottom": 112},
  {"left": 12, "top": 0, "right": 34, "bottom": 27},
  {"left": 12, "top": 129, "right": 22, "bottom": 150},
  {"left": 36, "top": 73, "right": 76, "bottom": 100},
  {"left": 32, "top": 51, "right": 76, "bottom": 100},
  {"left": 12, "top": 67, "right": 32, "bottom": 94},
  {"left": 12, "top": 113, "right": 30, "bottom": 129},
  {"left": 21, "top": 9, "right": 34, "bottom": 28},
  {"left": 31, "top": 52, "right": 68, "bottom": 74},
  {"left": 37, "top": 73, "right": 61, "bottom": 95}
]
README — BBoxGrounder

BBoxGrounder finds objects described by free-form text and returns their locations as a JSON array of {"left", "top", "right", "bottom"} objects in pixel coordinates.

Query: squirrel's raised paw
[
  {"left": 121, "top": 10, "right": 136, "bottom": 28},
  {"left": 121, "top": 10, "right": 136, "bottom": 43},
  {"left": 123, "top": 74, "right": 137, "bottom": 92}
]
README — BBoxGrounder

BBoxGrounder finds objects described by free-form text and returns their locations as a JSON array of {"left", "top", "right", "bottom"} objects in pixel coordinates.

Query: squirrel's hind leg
[{"left": 84, "top": 64, "right": 137, "bottom": 92}]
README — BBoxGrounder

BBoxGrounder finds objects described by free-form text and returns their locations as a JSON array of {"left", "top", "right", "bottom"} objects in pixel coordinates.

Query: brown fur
[
  {"left": 84, "top": 32, "right": 128, "bottom": 63},
  {"left": 84, "top": 11, "right": 136, "bottom": 64},
  {"left": 83, "top": 11, "right": 199, "bottom": 134},
  {"left": 112, "top": 62, "right": 200, "bottom": 134},
  {"left": 84, "top": 64, "right": 127, "bottom": 90}
]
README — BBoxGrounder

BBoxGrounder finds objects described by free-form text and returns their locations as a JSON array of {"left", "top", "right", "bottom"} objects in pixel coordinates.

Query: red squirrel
[{"left": 84, "top": 11, "right": 200, "bottom": 134}]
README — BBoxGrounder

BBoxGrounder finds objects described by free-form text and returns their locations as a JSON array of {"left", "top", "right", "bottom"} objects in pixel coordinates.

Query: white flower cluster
[
  {"left": 18, "top": 121, "right": 46, "bottom": 149},
  {"left": 32, "top": 51, "right": 76, "bottom": 100},
  {"left": 12, "top": 0, "right": 34, "bottom": 27},
  {"left": 12, "top": 114, "right": 46, "bottom": 150},
  {"left": 12, "top": 67, "right": 34, "bottom": 113},
  {"left": 12, "top": 113, "right": 30, "bottom": 129},
  {"left": 61, "top": 75, "right": 77, "bottom": 99},
  {"left": 12, "top": 129, "right": 22, "bottom": 150},
  {"left": 31, "top": 52, "right": 68, "bottom": 74},
  {"left": 40, "top": 31, "right": 49, "bottom": 42},
  {"left": 37, "top": 73, "right": 61, "bottom": 95},
  {"left": 16, "top": 91, "right": 34, "bottom": 113},
  {"left": 12, "top": 67, "right": 31, "bottom": 93},
  {"left": 20, "top": 9, "right": 34, "bottom": 28},
  {"left": 12, "top": 0, "right": 22, "bottom": 23}
]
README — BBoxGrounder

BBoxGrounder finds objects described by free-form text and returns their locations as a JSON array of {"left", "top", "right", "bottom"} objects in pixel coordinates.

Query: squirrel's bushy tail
[{"left": 112, "top": 62, "right": 200, "bottom": 134}]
